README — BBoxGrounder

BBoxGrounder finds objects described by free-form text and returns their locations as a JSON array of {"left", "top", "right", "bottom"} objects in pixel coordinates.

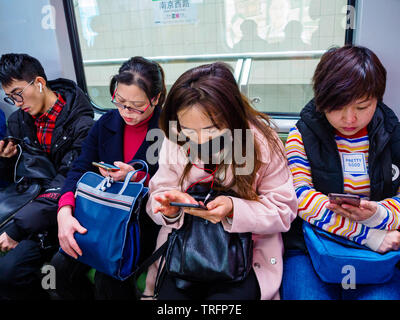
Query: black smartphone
[
  {"left": 1, "top": 136, "right": 22, "bottom": 146},
  {"left": 92, "top": 161, "right": 121, "bottom": 172},
  {"left": 169, "top": 202, "right": 208, "bottom": 210},
  {"left": 328, "top": 193, "right": 361, "bottom": 207}
]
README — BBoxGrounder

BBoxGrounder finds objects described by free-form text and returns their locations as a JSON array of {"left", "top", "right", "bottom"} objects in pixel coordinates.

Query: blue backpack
[
  {"left": 61, "top": 160, "right": 149, "bottom": 280},
  {"left": 303, "top": 221, "right": 400, "bottom": 284}
]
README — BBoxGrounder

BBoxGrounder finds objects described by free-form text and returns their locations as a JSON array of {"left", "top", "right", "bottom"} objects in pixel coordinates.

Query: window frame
[{"left": 63, "top": 0, "right": 357, "bottom": 120}]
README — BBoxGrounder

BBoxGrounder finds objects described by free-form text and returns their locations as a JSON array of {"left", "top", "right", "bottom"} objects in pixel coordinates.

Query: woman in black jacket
[{"left": 51, "top": 56, "right": 165, "bottom": 300}]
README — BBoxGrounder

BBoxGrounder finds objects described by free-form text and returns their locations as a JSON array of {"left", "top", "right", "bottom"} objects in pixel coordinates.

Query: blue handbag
[
  {"left": 303, "top": 221, "right": 400, "bottom": 284},
  {"left": 64, "top": 160, "right": 149, "bottom": 280}
]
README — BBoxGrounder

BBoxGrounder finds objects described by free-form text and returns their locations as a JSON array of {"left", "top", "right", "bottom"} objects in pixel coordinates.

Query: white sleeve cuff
[
  {"left": 364, "top": 228, "right": 387, "bottom": 252},
  {"left": 162, "top": 209, "right": 183, "bottom": 224},
  {"left": 360, "top": 204, "right": 388, "bottom": 228},
  {"left": 225, "top": 216, "right": 233, "bottom": 225}
]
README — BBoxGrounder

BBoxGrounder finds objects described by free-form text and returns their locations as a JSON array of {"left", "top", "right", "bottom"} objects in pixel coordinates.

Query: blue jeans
[{"left": 281, "top": 250, "right": 400, "bottom": 300}]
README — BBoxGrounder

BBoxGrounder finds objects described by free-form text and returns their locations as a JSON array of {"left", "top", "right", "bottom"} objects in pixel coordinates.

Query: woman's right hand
[
  {"left": 153, "top": 190, "right": 198, "bottom": 218},
  {"left": 57, "top": 205, "right": 87, "bottom": 259},
  {"left": 377, "top": 230, "right": 400, "bottom": 253}
]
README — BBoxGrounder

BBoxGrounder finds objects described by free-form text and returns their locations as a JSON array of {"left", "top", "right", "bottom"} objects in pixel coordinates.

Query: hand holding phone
[
  {"left": 328, "top": 193, "right": 361, "bottom": 207},
  {"left": 169, "top": 202, "right": 208, "bottom": 210},
  {"left": 2, "top": 136, "right": 22, "bottom": 147},
  {"left": 92, "top": 161, "right": 121, "bottom": 172},
  {"left": 0, "top": 136, "right": 20, "bottom": 158},
  {"left": 153, "top": 190, "right": 198, "bottom": 217}
]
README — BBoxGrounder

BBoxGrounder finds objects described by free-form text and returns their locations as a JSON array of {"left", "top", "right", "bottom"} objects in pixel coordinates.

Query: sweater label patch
[{"left": 342, "top": 153, "right": 367, "bottom": 174}]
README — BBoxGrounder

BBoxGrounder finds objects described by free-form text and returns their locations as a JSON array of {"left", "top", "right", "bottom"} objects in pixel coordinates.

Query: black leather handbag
[
  {"left": 166, "top": 214, "right": 253, "bottom": 283},
  {"left": 132, "top": 185, "right": 254, "bottom": 298},
  {"left": 160, "top": 185, "right": 253, "bottom": 289},
  {"left": 0, "top": 140, "right": 56, "bottom": 231}
]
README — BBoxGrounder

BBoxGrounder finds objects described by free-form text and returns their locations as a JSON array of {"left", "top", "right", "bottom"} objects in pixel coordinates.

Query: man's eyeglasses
[
  {"left": 3, "top": 80, "right": 34, "bottom": 105},
  {"left": 111, "top": 87, "right": 155, "bottom": 114}
]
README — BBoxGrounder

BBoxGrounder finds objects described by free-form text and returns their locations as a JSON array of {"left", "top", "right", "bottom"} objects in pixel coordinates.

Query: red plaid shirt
[{"left": 34, "top": 93, "right": 65, "bottom": 153}]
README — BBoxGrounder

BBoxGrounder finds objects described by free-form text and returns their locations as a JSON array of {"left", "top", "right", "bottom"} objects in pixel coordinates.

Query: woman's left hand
[
  {"left": 186, "top": 196, "right": 233, "bottom": 224},
  {"left": 326, "top": 199, "right": 378, "bottom": 222},
  {"left": 98, "top": 161, "right": 137, "bottom": 181}
]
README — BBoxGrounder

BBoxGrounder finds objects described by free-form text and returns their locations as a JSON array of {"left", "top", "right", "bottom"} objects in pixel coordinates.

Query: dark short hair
[
  {"left": 0, "top": 53, "right": 47, "bottom": 87},
  {"left": 313, "top": 45, "right": 386, "bottom": 112},
  {"left": 109, "top": 56, "right": 166, "bottom": 108}
]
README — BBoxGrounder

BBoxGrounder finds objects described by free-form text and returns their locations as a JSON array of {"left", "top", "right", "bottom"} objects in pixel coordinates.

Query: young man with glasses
[{"left": 0, "top": 53, "right": 94, "bottom": 299}]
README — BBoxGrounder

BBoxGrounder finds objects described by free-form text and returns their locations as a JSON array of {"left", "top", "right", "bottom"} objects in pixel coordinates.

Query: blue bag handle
[
  {"left": 118, "top": 160, "right": 149, "bottom": 195},
  {"left": 127, "top": 159, "right": 148, "bottom": 184}
]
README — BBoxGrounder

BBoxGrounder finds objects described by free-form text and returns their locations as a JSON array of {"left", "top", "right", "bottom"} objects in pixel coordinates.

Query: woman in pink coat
[{"left": 143, "top": 62, "right": 298, "bottom": 300}]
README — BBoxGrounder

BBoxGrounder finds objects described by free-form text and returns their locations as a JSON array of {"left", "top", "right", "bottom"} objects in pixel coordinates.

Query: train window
[{"left": 72, "top": 0, "right": 353, "bottom": 115}]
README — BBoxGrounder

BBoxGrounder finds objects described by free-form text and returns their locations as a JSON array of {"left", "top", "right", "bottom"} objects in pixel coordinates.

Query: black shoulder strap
[{"left": 132, "top": 240, "right": 169, "bottom": 299}]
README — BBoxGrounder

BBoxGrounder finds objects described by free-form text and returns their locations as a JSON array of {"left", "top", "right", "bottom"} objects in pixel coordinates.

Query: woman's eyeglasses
[
  {"left": 111, "top": 87, "right": 154, "bottom": 114},
  {"left": 3, "top": 80, "right": 34, "bottom": 105}
]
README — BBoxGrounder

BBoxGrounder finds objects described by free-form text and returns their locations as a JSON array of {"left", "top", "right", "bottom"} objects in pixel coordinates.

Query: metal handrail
[
  {"left": 83, "top": 50, "right": 325, "bottom": 128},
  {"left": 83, "top": 50, "right": 326, "bottom": 66}
]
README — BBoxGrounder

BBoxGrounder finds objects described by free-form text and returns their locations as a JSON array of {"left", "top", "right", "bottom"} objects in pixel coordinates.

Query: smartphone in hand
[
  {"left": 92, "top": 161, "right": 121, "bottom": 172},
  {"left": 328, "top": 193, "right": 361, "bottom": 207},
  {"left": 0, "top": 136, "right": 22, "bottom": 154},
  {"left": 169, "top": 202, "right": 208, "bottom": 210},
  {"left": 1, "top": 136, "right": 22, "bottom": 147}
]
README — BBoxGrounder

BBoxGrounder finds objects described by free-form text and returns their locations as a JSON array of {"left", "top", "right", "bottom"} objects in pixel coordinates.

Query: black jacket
[
  {"left": 61, "top": 106, "right": 161, "bottom": 194},
  {"left": 1, "top": 78, "right": 94, "bottom": 190},
  {"left": 1, "top": 79, "right": 94, "bottom": 241},
  {"left": 284, "top": 99, "right": 400, "bottom": 251},
  {"left": 61, "top": 107, "right": 162, "bottom": 263}
]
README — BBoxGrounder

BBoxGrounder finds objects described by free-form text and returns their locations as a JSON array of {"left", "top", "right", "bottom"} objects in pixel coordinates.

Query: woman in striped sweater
[{"left": 282, "top": 45, "right": 400, "bottom": 300}]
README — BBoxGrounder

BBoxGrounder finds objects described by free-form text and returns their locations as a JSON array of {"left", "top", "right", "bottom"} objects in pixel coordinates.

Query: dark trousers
[
  {"left": 0, "top": 197, "right": 58, "bottom": 300},
  {"left": 50, "top": 251, "right": 137, "bottom": 300},
  {"left": 0, "top": 240, "right": 48, "bottom": 300},
  {"left": 157, "top": 268, "right": 261, "bottom": 300}
]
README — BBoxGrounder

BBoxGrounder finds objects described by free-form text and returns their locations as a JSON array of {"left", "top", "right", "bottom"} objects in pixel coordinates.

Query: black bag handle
[{"left": 132, "top": 240, "right": 169, "bottom": 299}]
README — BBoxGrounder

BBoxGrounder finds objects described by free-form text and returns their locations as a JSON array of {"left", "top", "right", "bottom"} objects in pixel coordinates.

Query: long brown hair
[{"left": 159, "top": 62, "right": 284, "bottom": 200}]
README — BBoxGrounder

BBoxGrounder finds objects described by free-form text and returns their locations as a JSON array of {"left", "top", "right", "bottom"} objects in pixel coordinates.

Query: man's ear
[{"left": 35, "top": 76, "right": 47, "bottom": 92}]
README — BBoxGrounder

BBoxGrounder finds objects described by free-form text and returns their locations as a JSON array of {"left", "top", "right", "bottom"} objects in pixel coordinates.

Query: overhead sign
[{"left": 153, "top": 0, "right": 197, "bottom": 25}]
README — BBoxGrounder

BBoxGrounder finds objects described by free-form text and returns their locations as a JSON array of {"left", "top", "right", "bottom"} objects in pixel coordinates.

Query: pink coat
[{"left": 143, "top": 128, "right": 298, "bottom": 300}]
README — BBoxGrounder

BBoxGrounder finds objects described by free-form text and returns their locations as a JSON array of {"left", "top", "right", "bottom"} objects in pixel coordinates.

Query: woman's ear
[{"left": 153, "top": 92, "right": 162, "bottom": 106}]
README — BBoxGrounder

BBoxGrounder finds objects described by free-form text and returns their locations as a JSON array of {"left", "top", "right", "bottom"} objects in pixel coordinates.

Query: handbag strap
[
  {"left": 13, "top": 144, "right": 24, "bottom": 184},
  {"left": 94, "top": 160, "right": 149, "bottom": 194},
  {"left": 118, "top": 160, "right": 149, "bottom": 195},
  {"left": 127, "top": 159, "right": 148, "bottom": 175},
  {"left": 132, "top": 240, "right": 169, "bottom": 299}
]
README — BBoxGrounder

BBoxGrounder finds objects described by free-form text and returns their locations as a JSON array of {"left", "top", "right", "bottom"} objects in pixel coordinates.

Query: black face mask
[{"left": 184, "top": 131, "right": 232, "bottom": 164}]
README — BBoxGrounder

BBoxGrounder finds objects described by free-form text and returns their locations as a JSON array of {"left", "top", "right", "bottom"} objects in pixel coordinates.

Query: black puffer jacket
[{"left": 1, "top": 78, "right": 94, "bottom": 190}]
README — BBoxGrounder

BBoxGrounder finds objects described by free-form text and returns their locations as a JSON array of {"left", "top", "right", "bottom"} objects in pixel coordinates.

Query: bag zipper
[{"left": 76, "top": 189, "right": 132, "bottom": 209}]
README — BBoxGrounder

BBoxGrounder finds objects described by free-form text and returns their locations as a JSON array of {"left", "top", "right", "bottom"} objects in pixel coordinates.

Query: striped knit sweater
[{"left": 286, "top": 125, "right": 400, "bottom": 251}]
